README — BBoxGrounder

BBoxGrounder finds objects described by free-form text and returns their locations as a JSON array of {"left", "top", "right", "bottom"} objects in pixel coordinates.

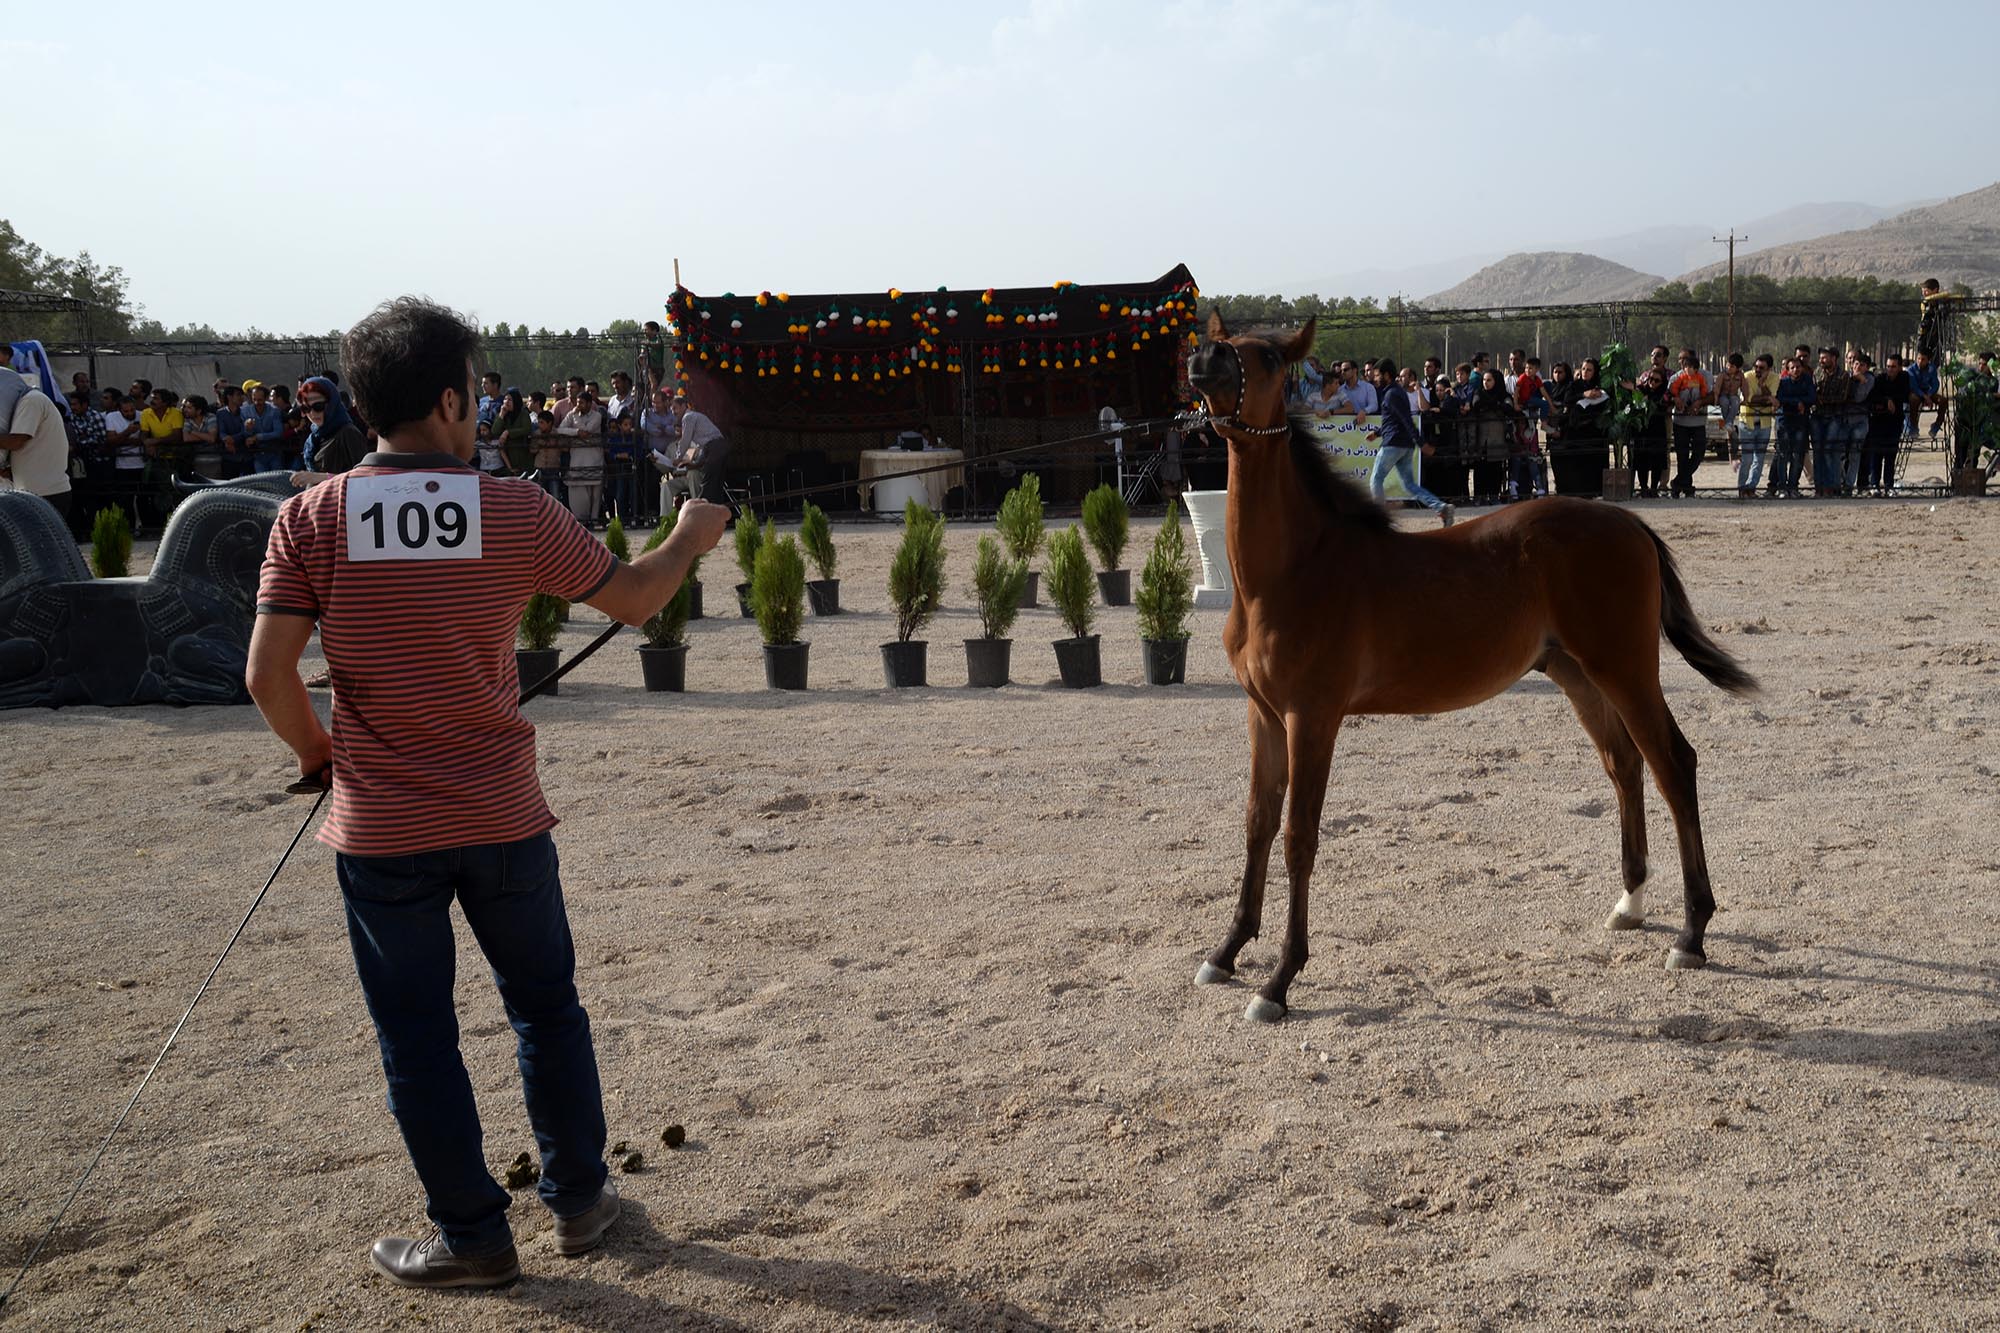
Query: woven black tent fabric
[{"left": 668, "top": 265, "right": 1198, "bottom": 378}]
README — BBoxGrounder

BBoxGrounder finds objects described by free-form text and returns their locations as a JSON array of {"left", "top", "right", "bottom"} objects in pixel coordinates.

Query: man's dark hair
[
  {"left": 1375, "top": 358, "right": 1399, "bottom": 380},
  {"left": 1754, "top": 353, "right": 1772, "bottom": 368},
  {"left": 1470, "top": 351, "right": 1489, "bottom": 364},
  {"left": 341, "top": 296, "right": 482, "bottom": 435},
  {"left": 185, "top": 394, "right": 210, "bottom": 415},
  {"left": 224, "top": 385, "right": 244, "bottom": 401},
  {"left": 1509, "top": 348, "right": 1526, "bottom": 359},
  {"left": 482, "top": 370, "right": 502, "bottom": 386},
  {"left": 644, "top": 320, "right": 660, "bottom": 332},
  {"left": 1650, "top": 345, "right": 1668, "bottom": 358},
  {"left": 132, "top": 378, "right": 154, "bottom": 396},
  {"left": 1819, "top": 347, "right": 1838, "bottom": 357},
  {"left": 1921, "top": 278, "right": 1940, "bottom": 293},
  {"left": 1725, "top": 352, "right": 1743, "bottom": 367}
]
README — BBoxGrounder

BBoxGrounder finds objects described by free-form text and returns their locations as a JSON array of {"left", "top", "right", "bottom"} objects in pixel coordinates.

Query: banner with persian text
[{"left": 1301, "top": 415, "right": 1426, "bottom": 500}]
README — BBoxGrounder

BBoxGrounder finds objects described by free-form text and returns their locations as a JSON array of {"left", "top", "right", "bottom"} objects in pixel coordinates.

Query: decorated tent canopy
[{"left": 666, "top": 266, "right": 1199, "bottom": 502}]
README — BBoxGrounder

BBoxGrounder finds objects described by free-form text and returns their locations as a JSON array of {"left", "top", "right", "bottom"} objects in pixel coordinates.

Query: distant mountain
[
  {"left": 1277, "top": 253, "right": 1503, "bottom": 304},
  {"left": 1677, "top": 183, "right": 2000, "bottom": 290},
  {"left": 1424, "top": 252, "right": 1665, "bottom": 306},
  {"left": 1567, "top": 201, "right": 1920, "bottom": 279}
]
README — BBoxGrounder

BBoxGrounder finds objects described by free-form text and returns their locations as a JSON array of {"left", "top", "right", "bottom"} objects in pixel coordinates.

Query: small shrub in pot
[
  {"left": 966, "top": 533, "right": 1026, "bottom": 687},
  {"left": 800, "top": 500, "right": 841, "bottom": 614},
  {"left": 883, "top": 499, "right": 945, "bottom": 686},
  {"left": 1044, "top": 525, "right": 1100, "bottom": 687},
  {"left": 1135, "top": 508, "right": 1195, "bottom": 685},
  {"left": 996, "top": 472, "right": 1044, "bottom": 607},
  {"left": 1081, "top": 484, "right": 1131, "bottom": 605},
  {"left": 751, "top": 532, "right": 810, "bottom": 689}
]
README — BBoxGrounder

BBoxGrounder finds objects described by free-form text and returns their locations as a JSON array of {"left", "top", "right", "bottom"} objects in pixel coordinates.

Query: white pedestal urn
[{"left": 1180, "top": 489, "right": 1232, "bottom": 610}]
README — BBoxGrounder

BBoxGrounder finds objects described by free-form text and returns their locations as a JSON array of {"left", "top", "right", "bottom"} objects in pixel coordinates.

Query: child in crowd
[{"left": 532, "top": 410, "right": 562, "bottom": 501}]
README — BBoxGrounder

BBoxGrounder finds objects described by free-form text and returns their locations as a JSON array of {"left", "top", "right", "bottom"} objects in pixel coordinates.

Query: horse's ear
[
  {"left": 1207, "top": 310, "right": 1230, "bottom": 342},
  {"left": 1280, "top": 317, "right": 1316, "bottom": 364}
]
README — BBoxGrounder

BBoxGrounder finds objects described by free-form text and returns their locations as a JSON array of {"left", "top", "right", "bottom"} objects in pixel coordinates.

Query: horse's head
[{"left": 1188, "top": 312, "right": 1315, "bottom": 437}]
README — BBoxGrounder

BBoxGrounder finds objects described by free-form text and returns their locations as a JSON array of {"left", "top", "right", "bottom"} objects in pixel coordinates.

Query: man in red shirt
[{"left": 247, "top": 297, "right": 727, "bottom": 1289}]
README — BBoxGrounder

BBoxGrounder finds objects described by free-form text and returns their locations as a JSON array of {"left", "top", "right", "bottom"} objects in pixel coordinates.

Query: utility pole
[{"left": 1712, "top": 230, "right": 1746, "bottom": 353}]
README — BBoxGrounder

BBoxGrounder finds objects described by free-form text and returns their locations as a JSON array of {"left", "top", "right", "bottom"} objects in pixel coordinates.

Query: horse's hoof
[
  {"left": 1664, "top": 948, "right": 1708, "bottom": 971},
  {"left": 1243, "top": 996, "right": 1287, "bottom": 1024},
  {"left": 1194, "top": 962, "right": 1234, "bottom": 986},
  {"left": 1604, "top": 909, "right": 1647, "bottom": 931}
]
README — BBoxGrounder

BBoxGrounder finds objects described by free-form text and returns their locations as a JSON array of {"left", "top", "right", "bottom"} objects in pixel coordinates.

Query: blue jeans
[
  {"left": 253, "top": 451, "right": 282, "bottom": 474},
  {"left": 1810, "top": 417, "right": 1844, "bottom": 493},
  {"left": 1368, "top": 444, "right": 1446, "bottom": 511},
  {"left": 606, "top": 453, "right": 640, "bottom": 522},
  {"left": 1839, "top": 416, "right": 1866, "bottom": 490},
  {"left": 337, "top": 832, "right": 607, "bottom": 1257},
  {"left": 1774, "top": 421, "right": 1809, "bottom": 492},
  {"left": 1737, "top": 424, "right": 1771, "bottom": 490}
]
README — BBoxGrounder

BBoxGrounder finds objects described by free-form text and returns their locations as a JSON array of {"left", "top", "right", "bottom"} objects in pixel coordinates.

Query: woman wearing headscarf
[
  {"left": 1551, "top": 358, "right": 1610, "bottom": 496},
  {"left": 493, "top": 389, "right": 534, "bottom": 475},
  {"left": 297, "top": 375, "right": 367, "bottom": 477}
]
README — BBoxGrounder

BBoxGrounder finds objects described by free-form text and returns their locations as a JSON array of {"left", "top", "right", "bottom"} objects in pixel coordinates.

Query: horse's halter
[{"left": 1201, "top": 338, "right": 1291, "bottom": 438}]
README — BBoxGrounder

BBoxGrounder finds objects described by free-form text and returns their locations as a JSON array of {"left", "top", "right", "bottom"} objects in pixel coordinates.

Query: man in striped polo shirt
[{"left": 246, "top": 297, "right": 727, "bottom": 1289}]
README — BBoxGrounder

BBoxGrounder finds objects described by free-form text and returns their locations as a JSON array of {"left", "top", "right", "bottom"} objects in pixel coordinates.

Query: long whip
[{"left": 0, "top": 628, "right": 594, "bottom": 1310}]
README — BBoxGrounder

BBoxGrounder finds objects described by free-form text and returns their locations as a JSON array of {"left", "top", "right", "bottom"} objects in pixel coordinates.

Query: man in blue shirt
[
  {"left": 477, "top": 371, "right": 503, "bottom": 431},
  {"left": 243, "top": 382, "right": 284, "bottom": 473},
  {"left": 1337, "top": 360, "right": 1378, "bottom": 416},
  {"left": 1363, "top": 359, "right": 1453, "bottom": 527},
  {"left": 214, "top": 385, "right": 250, "bottom": 477},
  {"left": 1907, "top": 350, "right": 1941, "bottom": 438}
]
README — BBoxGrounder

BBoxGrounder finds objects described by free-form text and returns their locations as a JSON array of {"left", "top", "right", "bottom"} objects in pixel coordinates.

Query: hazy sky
[{"left": 19, "top": 0, "right": 1999, "bottom": 333}]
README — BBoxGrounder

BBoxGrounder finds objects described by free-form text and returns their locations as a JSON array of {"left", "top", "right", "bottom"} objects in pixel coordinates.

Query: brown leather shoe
[
  {"left": 553, "top": 1178, "right": 622, "bottom": 1256},
  {"left": 369, "top": 1229, "right": 520, "bottom": 1288}
]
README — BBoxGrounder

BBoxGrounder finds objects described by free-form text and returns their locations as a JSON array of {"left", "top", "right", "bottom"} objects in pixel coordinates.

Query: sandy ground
[{"left": 2, "top": 497, "right": 1998, "bottom": 1332}]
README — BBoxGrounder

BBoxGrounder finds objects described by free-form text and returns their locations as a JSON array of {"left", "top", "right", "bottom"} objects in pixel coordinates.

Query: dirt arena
[{"left": 3, "top": 496, "right": 1997, "bottom": 1331}]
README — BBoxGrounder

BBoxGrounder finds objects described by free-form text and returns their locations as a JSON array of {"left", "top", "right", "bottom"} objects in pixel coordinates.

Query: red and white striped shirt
[{"left": 256, "top": 451, "right": 615, "bottom": 856}]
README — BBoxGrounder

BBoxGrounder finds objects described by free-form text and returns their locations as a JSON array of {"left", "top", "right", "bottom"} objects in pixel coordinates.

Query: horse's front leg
[
  {"left": 1197, "top": 701, "right": 1287, "bottom": 986},
  {"left": 1246, "top": 713, "right": 1340, "bottom": 1023}
]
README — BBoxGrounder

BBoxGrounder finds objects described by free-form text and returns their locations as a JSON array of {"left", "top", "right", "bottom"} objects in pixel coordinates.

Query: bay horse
[{"left": 1186, "top": 313, "right": 1758, "bottom": 1022}]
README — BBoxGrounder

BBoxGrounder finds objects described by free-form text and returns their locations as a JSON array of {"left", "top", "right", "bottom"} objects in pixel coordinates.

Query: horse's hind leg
[
  {"left": 1589, "top": 676, "right": 1715, "bottom": 970},
  {"left": 1198, "top": 701, "right": 1287, "bottom": 987},
  {"left": 1246, "top": 713, "right": 1340, "bottom": 1023},
  {"left": 1542, "top": 650, "right": 1650, "bottom": 930}
]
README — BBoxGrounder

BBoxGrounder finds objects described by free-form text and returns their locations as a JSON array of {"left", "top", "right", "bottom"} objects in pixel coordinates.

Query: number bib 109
[{"left": 345, "top": 472, "right": 484, "bottom": 562}]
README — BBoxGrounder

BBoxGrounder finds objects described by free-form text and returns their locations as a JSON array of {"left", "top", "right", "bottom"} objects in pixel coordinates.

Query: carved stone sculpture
[{"left": 0, "top": 486, "right": 282, "bottom": 709}]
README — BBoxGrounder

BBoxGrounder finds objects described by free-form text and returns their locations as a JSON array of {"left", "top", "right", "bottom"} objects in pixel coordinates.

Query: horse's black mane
[
  {"left": 1286, "top": 420, "right": 1392, "bottom": 532},
  {"left": 1227, "top": 326, "right": 1394, "bottom": 532}
]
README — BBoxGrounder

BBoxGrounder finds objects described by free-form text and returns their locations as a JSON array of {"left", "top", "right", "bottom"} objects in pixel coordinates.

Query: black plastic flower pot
[
  {"left": 1096, "top": 569, "right": 1131, "bottom": 607},
  {"left": 638, "top": 643, "right": 687, "bottom": 692},
  {"left": 1141, "top": 636, "right": 1189, "bottom": 686},
  {"left": 807, "top": 578, "right": 842, "bottom": 616},
  {"left": 762, "top": 640, "right": 810, "bottom": 690},
  {"left": 880, "top": 640, "right": 928, "bottom": 688},
  {"left": 964, "top": 637, "right": 1011, "bottom": 688},
  {"left": 735, "top": 581, "right": 754, "bottom": 617},
  {"left": 1052, "top": 634, "right": 1102, "bottom": 688},
  {"left": 687, "top": 579, "right": 704, "bottom": 621},
  {"left": 515, "top": 648, "right": 561, "bottom": 697},
  {"left": 1015, "top": 570, "right": 1040, "bottom": 609}
]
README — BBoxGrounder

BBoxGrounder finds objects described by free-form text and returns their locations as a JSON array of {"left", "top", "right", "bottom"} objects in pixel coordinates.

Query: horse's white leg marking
[{"left": 1604, "top": 888, "right": 1646, "bottom": 931}]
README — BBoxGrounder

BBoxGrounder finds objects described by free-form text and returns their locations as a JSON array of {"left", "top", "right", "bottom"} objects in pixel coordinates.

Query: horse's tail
[{"left": 1647, "top": 528, "right": 1759, "bottom": 697}]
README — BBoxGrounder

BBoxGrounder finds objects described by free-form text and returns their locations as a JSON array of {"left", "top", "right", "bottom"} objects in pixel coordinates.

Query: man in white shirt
[
  {"left": 673, "top": 398, "right": 729, "bottom": 506},
  {"left": 1, "top": 389, "right": 75, "bottom": 518}
]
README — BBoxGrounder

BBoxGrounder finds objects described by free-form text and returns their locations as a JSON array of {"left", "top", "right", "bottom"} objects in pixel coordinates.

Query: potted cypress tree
[
  {"left": 996, "top": 472, "right": 1045, "bottom": 608},
  {"left": 517, "top": 592, "right": 565, "bottom": 696},
  {"left": 733, "top": 516, "right": 764, "bottom": 617},
  {"left": 966, "top": 533, "right": 1026, "bottom": 687},
  {"left": 883, "top": 498, "right": 945, "bottom": 687},
  {"left": 1081, "top": 483, "right": 1131, "bottom": 606},
  {"left": 636, "top": 512, "right": 693, "bottom": 692},
  {"left": 90, "top": 506, "right": 133, "bottom": 578},
  {"left": 1135, "top": 509, "right": 1194, "bottom": 685},
  {"left": 752, "top": 532, "right": 809, "bottom": 690},
  {"left": 801, "top": 501, "right": 841, "bottom": 614},
  {"left": 1045, "top": 525, "right": 1099, "bottom": 687},
  {"left": 604, "top": 514, "right": 631, "bottom": 563}
]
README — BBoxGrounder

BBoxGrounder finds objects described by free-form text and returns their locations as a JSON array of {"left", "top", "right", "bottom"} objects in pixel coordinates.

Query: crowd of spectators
[
  {"left": 7, "top": 355, "right": 722, "bottom": 537},
  {"left": 1286, "top": 340, "right": 1982, "bottom": 502}
]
